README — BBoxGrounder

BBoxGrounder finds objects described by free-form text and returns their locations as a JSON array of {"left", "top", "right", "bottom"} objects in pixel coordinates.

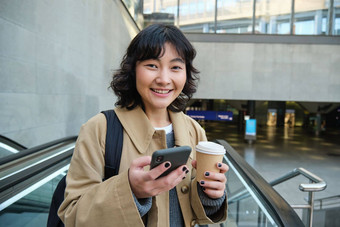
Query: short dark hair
[{"left": 110, "top": 24, "right": 199, "bottom": 112}]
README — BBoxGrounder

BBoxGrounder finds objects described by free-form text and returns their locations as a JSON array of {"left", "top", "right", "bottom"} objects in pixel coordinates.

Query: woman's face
[{"left": 135, "top": 42, "right": 187, "bottom": 113}]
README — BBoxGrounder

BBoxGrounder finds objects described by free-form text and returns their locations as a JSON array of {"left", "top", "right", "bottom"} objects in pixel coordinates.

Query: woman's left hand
[{"left": 191, "top": 160, "right": 229, "bottom": 199}]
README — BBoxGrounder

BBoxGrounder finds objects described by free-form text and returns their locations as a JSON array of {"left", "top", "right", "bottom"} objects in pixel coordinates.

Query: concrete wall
[
  {"left": 190, "top": 39, "right": 340, "bottom": 103},
  {"left": 0, "top": 0, "right": 138, "bottom": 147}
]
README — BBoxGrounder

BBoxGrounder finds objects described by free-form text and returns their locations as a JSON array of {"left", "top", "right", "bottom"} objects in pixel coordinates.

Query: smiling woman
[
  {"left": 135, "top": 43, "right": 187, "bottom": 123},
  {"left": 58, "top": 24, "right": 229, "bottom": 227},
  {"left": 111, "top": 24, "right": 199, "bottom": 113}
]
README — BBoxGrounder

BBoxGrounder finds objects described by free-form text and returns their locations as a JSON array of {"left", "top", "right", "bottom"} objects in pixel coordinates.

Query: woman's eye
[
  {"left": 172, "top": 66, "right": 183, "bottom": 70},
  {"left": 146, "top": 64, "right": 157, "bottom": 68}
]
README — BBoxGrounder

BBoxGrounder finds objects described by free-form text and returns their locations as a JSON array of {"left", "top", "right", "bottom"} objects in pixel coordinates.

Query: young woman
[{"left": 58, "top": 24, "right": 228, "bottom": 227}]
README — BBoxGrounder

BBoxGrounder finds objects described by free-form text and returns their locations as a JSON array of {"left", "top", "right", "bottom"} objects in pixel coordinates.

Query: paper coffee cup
[{"left": 196, "top": 141, "right": 225, "bottom": 182}]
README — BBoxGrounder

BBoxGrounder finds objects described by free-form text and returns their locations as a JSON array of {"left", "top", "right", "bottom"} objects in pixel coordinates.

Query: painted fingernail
[
  {"left": 182, "top": 176, "right": 186, "bottom": 180},
  {"left": 202, "top": 187, "right": 206, "bottom": 191},
  {"left": 164, "top": 162, "right": 170, "bottom": 168},
  {"left": 205, "top": 172, "right": 210, "bottom": 176},
  {"left": 200, "top": 180, "right": 205, "bottom": 185},
  {"left": 218, "top": 163, "right": 222, "bottom": 168},
  {"left": 185, "top": 170, "right": 189, "bottom": 174},
  {"left": 182, "top": 166, "right": 187, "bottom": 172}
]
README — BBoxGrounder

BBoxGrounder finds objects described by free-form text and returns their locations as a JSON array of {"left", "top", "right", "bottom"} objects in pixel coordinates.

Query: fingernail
[
  {"left": 182, "top": 176, "right": 186, "bottom": 180},
  {"left": 182, "top": 166, "right": 187, "bottom": 172},
  {"left": 200, "top": 180, "right": 205, "bottom": 185},
  {"left": 185, "top": 170, "right": 189, "bottom": 174},
  {"left": 218, "top": 163, "right": 222, "bottom": 168},
  {"left": 205, "top": 172, "right": 210, "bottom": 176},
  {"left": 202, "top": 187, "right": 206, "bottom": 191},
  {"left": 164, "top": 162, "right": 170, "bottom": 168}
]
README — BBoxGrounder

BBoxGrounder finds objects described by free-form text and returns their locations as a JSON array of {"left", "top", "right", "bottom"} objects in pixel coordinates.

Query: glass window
[
  {"left": 277, "top": 21, "right": 291, "bottom": 34},
  {"left": 216, "top": 0, "right": 254, "bottom": 34},
  {"left": 138, "top": 0, "right": 338, "bottom": 35},
  {"left": 295, "top": 19, "right": 315, "bottom": 34},
  {"left": 335, "top": 3, "right": 340, "bottom": 35},
  {"left": 335, "top": 14, "right": 340, "bottom": 35},
  {"left": 123, "top": 0, "right": 144, "bottom": 29},
  {"left": 295, "top": 0, "right": 327, "bottom": 13},
  {"left": 293, "top": 0, "right": 328, "bottom": 35},
  {"left": 255, "top": 0, "right": 292, "bottom": 34},
  {"left": 179, "top": 0, "right": 216, "bottom": 33},
  {"left": 143, "top": 0, "right": 178, "bottom": 27}
]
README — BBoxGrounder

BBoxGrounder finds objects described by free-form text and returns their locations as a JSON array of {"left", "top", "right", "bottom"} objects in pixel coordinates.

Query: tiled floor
[{"left": 203, "top": 121, "right": 340, "bottom": 215}]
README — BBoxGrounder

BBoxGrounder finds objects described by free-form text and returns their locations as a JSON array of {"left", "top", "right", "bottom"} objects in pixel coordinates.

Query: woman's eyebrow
[{"left": 170, "top": 58, "right": 185, "bottom": 64}]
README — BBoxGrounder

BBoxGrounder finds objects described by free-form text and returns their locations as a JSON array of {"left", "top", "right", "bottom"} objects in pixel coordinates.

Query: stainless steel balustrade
[
  {"left": 270, "top": 168, "right": 327, "bottom": 227},
  {"left": 216, "top": 139, "right": 304, "bottom": 227}
]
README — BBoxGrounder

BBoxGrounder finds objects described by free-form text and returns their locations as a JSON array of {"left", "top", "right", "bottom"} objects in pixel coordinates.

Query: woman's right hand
[{"left": 128, "top": 156, "right": 189, "bottom": 199}]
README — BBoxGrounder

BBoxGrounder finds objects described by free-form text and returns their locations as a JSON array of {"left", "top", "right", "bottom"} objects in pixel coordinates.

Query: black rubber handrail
[
  {"left": 0, "top": 135, "right": 27, "bottom": 151},
  {"left": 216, "top": 139, "right": 305, "bottom": 227},
  {"left": 0, "top": 136, "right": 77, "bottom": 166}
]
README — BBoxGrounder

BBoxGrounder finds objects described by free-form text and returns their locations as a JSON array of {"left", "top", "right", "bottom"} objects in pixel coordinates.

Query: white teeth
[{"left": 153, "top": 89, "right": 170, "bottom": 94}]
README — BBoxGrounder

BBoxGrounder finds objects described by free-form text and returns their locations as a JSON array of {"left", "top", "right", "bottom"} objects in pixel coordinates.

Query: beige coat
[{"left": 58, "top": 107, "right": 227, "bottom": 226}]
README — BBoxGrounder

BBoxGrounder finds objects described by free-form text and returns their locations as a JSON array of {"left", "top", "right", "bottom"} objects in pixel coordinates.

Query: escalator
[
  {"left": 0, "top": 137, "right": 304, "bottom": 226},
  {"left": 0, "top": 136, "right": 77, "bottom": 226}
]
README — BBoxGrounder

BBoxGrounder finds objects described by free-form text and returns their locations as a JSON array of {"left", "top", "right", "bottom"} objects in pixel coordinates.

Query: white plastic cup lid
[{"left": 196, "top": 141, "right": 225, "bottom": 155}]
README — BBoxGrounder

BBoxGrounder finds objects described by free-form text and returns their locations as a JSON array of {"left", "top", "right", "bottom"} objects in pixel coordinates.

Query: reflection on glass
[
  {"left": 216, "top": 0, "right": 254, "bottom": 34},
  {"left": 180, "top": 0, "right": 216, "bottom": 33},
  {"left": 335, "top": 3, "right": 340, "bottom": 35},
  {"left": 130, "top": 0, "right": 338, "bottom": 35},
  {"left": 293, "top": 0, "right": 327, "bottom": 35},
  {"left": 255, "top": 0, "right": 291, "bottom": 34},
  {"left": 223, "top": 156, "right": 278, "bottom": 226},
  {"left": 244, "top": 146, "right": 256, "bottom": 167},
  {"left": 295, "top": 0, "right": 327, "bottom": 13},
  {"left": 123, "top": 0, "right": 144, "bottom": 29},
  {"left": 143, "top": 0, "right": 177, "bottom": 27}
]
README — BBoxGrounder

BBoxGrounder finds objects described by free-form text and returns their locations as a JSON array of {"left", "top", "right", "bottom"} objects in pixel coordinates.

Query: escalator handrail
[
  {"left": 216, "top": 139, "right": 305, "bottom": 227},
  {"left": 0, "top": 136, "right": 77, "bottom": 166},
  {"left": 0, "top": 143, "right": 74, "bottom": 194},
  {"left": 0, "top": 135, "right": 27, "bottom": 151}
]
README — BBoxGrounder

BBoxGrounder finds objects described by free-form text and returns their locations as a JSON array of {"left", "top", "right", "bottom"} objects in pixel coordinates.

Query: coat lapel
[{"left": 115, "top": 106, "right": 155, "bottom": 154}]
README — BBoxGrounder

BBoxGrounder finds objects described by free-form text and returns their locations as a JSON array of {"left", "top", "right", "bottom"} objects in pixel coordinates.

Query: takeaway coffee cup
[{"left": 195, "top": 141, "right": 226, "bottom": 182}]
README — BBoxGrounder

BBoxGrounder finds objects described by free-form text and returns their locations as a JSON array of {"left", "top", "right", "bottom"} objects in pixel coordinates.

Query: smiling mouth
[{"left": 151, "top": 89, "right": 172, "bottom": 94}]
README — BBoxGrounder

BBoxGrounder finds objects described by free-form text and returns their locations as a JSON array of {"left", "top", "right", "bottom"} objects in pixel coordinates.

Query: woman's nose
[{"left": 155, "top": 69, "right": 171, "bottom": 85}]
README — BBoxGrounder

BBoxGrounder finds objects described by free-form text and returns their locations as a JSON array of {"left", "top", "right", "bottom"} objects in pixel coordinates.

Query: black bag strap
[{"left": 101, "top": 109, "right": 123, "bottom": 180}]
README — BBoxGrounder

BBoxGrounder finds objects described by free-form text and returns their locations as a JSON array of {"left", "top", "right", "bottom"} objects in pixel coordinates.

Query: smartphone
[{"left": 150, "top": 146, "right": 192, "bottom": 178}]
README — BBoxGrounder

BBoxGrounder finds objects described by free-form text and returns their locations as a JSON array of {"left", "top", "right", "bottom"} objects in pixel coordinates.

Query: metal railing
[
  {"left": 269, "top": 168, "right": 327, "bottom": 227},
  {"left": 216, "top": 139, "right": 305, "bottom": 227},
  {"left": 314, "top": 195, "right": 340, "bottom": 210}
]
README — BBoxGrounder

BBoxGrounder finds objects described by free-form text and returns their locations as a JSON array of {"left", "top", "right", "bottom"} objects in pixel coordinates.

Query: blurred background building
[
  {"left": 0, "top": 1, "right": 340, "bottom": 226},
  {"left": 1, "top": 0, "right": 339, "bottom": 147}
]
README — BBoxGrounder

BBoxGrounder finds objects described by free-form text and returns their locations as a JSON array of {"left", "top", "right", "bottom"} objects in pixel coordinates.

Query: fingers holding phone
[
  {"left": 128, "top": 146, "right": 192, "bottom": 199},
  {"left": 150, "top": 146, "right": 191, "bottom": 178},
  {"left": 151, "top": 164, "right": 189, "bottom": 194}
]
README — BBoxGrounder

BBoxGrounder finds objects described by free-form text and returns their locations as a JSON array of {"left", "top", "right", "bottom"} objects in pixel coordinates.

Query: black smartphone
[{"left": 150, "top": 146, "right": 192, "bottom": 178}]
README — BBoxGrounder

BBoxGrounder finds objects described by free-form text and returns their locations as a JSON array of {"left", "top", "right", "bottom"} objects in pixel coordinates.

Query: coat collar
[
  {"left": 115, "top": 106, "right": 191, "bottom": 154},
  {"left": 168, "top": 111, "right": 191, "bottom": 147}
]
